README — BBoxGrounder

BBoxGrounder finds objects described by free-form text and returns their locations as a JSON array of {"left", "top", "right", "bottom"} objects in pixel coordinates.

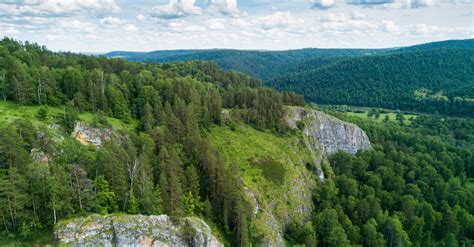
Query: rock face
[
  {"left": 286, "top": 107, "right": 372, "bottom": 182},
  {"left": 55, "top": 214, "right": 223, "bottom": 247},
  {"left": 286, "top": 107, "right": 372, "bottom": 156},
  {"left": 72, "top": 122, "right": 113, "bottom": 148}
]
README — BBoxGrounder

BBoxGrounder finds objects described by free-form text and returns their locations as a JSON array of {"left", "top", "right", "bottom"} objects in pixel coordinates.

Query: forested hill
[
  {"left": 268, "top": 48, "right": 474, "bottom": 117},
  {"left": 105, "top": 48, "right": 382, "bottom": 80},
  {"left": 393, "top": 39, "right": 474, "bottom": 53},
  {"left": 0, "top": 37, "right": 304, "bottom": 246},
  {"left": 104, "top": 39, "right": 473, "bottom": 81}
]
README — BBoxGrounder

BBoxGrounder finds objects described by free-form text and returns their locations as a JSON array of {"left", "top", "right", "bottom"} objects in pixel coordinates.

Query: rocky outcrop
[
  {"left": 72, "top": 122, "right": 113, "bottom": 148},
  {"left": 285, "top": 106, "right": 372, "bottom": 182},
  {"left": 55, "top": 214, "right": 223, "bottom": 247},
  {"left": 286, "top": 106, "right": 372, "bottom": 156}
]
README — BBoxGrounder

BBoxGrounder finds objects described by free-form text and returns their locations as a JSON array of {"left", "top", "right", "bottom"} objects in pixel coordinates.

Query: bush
[
  {"left": 36, "top": 106, "right": 49, "bottom": 121},
  {"left": 251, "top": 156, "right": 287, "bottom": 185}
]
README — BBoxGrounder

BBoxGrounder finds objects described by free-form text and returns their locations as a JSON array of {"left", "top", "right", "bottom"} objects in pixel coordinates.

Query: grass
[
  {"left": 345, "top": 110, "right": 417, "bottom": 125},
  {"left": 207, "top": 124, "right": 316, "bottom": 230},
  {"left": 466, "top": 178, "right": 474, "bottom": 193},
  {"left": 314, "top": 104, "right": 418, "bottom": 125},
  {"left": 207, "top": 124, "right": 311, "bottom": 187},
  {"left": 0, "top": 101, "right": 135, "bottom": 131}
]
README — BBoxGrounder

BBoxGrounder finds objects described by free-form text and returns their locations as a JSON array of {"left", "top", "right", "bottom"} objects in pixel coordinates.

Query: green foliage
[
  {"left": 36, "top": 106, "right": 49, "bottom": 121},
  {"left": 269, "top": 49, "right": 474, "bottom": 117},
  {"left": 251, "top": 156, "right": 287, "bottom": 185},
  {"left": 311, "top": 111, "right": 474, "bottom": 246},
  {"left": 0, "top": 38, "right": 309, "bottom": 245}
]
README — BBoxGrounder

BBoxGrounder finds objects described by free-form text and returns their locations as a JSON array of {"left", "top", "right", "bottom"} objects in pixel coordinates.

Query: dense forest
[
  {"left": 105, "top": 48, "right": 382, "bottom": 80},
  {"left": 269, "top": 49, "right": 474, "bottom": 117},
  {"left": 0, "top": 37, "right": 303, "bottom": 245},
  {"left": 298, "top": 112, "right": 474, "bottom": 247},
  {"left": 108, "top": 39, "right": 474, "bottom": 117},
  {"left": 0, "top": 38, "right": 473, "bottom": 246}
]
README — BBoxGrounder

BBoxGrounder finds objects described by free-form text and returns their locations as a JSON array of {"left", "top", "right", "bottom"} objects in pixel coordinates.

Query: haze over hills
[{"left": 105, "top": 39, "right": 474, "bottom": 117}]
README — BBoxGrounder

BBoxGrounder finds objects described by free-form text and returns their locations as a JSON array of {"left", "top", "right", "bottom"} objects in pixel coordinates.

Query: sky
[{"left": 0, "top": 0, "right": 472, "bottom": 52}]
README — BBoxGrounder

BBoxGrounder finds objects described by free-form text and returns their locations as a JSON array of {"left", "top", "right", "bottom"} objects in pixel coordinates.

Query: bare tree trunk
[
  {"left": 51, "top": 195, "right": 57, "bottom": 225},
  {"left": 37, "top": 77, "right": 42, "bottom": 105},
  {"left": 1, "top": 71, "right": 6, "bottom": 101},
  {"left": 0, "top": 209, "right": 8, "bottom": 232}
]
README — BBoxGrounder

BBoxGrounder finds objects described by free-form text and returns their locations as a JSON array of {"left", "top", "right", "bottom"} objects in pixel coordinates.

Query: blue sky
[{"left": 0, "top": 0, "right": 472, "bottom": 52}]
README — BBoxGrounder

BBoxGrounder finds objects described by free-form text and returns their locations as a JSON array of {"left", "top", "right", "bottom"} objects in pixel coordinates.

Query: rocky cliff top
[
  {"left": 72, "top": 122, "right": 113, "bottom": 148},
  {"left": 55, "top": 214, "right": 223, "bottom": 247}
]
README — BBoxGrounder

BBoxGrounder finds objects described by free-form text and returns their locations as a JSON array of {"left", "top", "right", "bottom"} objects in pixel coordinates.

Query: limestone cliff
[
  {"left": 286, "top": 106, "right": 372, "bottom": 155},
  {"left": 285, "top": 106, "right": 372, "bottom": 181},
  {"left": 55, "top": 214, "right": 222, "bottom": 247}
]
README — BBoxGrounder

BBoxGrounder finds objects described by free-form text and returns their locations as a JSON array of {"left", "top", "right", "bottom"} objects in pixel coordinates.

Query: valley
[{"left": 0, "top": 38, "right": 472, "bottom": 247}]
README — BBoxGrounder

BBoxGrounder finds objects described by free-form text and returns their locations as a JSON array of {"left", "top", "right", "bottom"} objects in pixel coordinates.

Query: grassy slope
[
  {"left": 207, "top": 124, "right": 316, "bottom": 239},
  {"left": 0, "top": 101, "right": 136, "bottom": 130}
]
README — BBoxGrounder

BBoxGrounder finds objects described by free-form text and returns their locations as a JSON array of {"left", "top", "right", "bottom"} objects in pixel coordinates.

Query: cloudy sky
[{"left": 0, "top": 0, "right": 472, "bottom": 52}]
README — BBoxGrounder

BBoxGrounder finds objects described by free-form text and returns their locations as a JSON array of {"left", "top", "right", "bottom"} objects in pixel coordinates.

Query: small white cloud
[
  {"left": 136, "top": 14, "right": 146, "bottom": 22},
  {"left": 100, "top": 16, "right": 122, "bottom": 25},
  {"left": 256, "top": 12, "right": 304, "bottom": 30},
  {"left": 124, "top": 24, "right": 138, "bottom": 32},
  {"left": 410, "top": 23, "right": 439, "bottom": 34},
  {"left": 312, "top": 0, "right": 336, "bottom": 9},
  {"left": 351, "top": 10, "right": 366, "bottom": 20},
  {"left": 381, "top": 20, "right": 401, "bottom": 32},
  {"left": 166, "top": 19, "right": 206, "bottom": 33},
  {"left": 320, "top": 13, "right": 347, "bottom": 22},
  {"left": 150, "top": 0, "right": 202, "bottom": 19},
  {"left": 3, "top": 27, "right": 20, "bottom": 34},
  {"left": 57, "top": 19, "right": 97, "bottom": 33},
  {"left": 209, "top": 0, "right": 246, "bottom": 17},
  {"left": 206, "top": 18, "right": 226, "bottom": 30}
]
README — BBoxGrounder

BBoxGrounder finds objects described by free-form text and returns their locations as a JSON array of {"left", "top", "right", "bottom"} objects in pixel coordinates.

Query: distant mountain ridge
[
  {"left": 104, "top": 39, "right": 473, "bottom": 80},
  {"left": 104, "top": 39, "right": 474, "bottom": 117},
  {"left": 104, "top": 47, "right": 385, "bottom": 79}
]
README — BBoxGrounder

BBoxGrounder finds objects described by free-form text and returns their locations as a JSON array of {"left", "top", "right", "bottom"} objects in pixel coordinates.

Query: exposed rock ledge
[
  {"left": 286, "top": 107, "right": 372, "bottom": 182},
  {"left": 72, "top": 122, "right": 113, "bottom": 148},
  {"left": 55, "top": 214, "right": 223, "bottom": 247},
  {"left": 286, "top": 106, "right": 372, "bottom": 156}
]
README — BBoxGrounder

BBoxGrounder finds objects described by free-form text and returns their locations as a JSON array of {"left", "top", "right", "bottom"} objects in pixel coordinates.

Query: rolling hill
[
  {"left": 268, "top": 48, "right": 474, "bottom": 117},
  {"left": 104, "top": 48, "right": 383, "bottom": 80}
]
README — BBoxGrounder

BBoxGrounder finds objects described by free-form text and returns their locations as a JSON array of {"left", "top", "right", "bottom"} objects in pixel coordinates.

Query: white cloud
[
  {"left": 381, "top": 20, "right": 401, "bottom": 32},
  {"left": 57, "top": 19, "right": 97, "bottom": 33},
  {"left": 100, "top": 16, "right": 122, "bottom": 25},
  {"left": 312, "top": 0, "right": 336, "bottom": 9},
  {"left": 8, "top": 0, "right": 121, "bottom": 15},
  {"left": 150, "top": 0, "right": 202, "bottom": 19},
  {"left": 256, "top": 12, "right": 304, "bottom": 30},
  {"left": 3, "top": 27, "right": 21, "bottom": 34},
  {"left": 166, "top": 19, "right": 206, "bottom": 33},
  {"left": 124, "top": 24, "right": 138, "bottom": 32},
  {"left": 320, "top": 13, "right": 347, "bottom": 22},
  {"left": 209, "top": 0, "right": 246, "bottom": 17},
  {"left": 206, "top": 18, "right": 226, "bottom": 30},
  {"left": 410, "top": 24, "right": 439, "bottom": 34},
  {"left": 136, "top": 14, "right": 146, "bottom": 22},
  {"left": 351, "top": 10, "right": 366, "bottom": 20}
]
